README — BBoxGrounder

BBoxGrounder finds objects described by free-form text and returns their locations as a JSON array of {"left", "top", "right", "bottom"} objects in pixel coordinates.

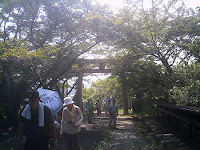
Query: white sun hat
[{"left": 63, "top": 97, "right": 74, "bottom": 106}]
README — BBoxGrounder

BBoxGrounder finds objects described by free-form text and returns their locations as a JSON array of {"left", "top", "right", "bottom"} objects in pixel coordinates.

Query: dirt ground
[{"left": 57, "top": 113, "right": 150, "bottom": 150}]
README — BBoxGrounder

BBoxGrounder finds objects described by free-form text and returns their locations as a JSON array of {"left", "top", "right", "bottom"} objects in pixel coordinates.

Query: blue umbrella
[{"left": 104, "top": 98, "right": 112, "bottom": 101}]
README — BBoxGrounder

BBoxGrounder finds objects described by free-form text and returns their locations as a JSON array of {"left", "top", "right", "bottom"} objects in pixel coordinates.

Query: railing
[{"left": 155, "top": 103, "right": 200, "bottom": 137}]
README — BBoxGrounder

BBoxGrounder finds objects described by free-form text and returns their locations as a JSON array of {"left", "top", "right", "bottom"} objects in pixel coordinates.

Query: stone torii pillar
[
  {"left": 76, "top": 72, "right": 83, "bottom": 110},
  {"left": 74, "top": 59, "right": 112, "bottom": 111}
]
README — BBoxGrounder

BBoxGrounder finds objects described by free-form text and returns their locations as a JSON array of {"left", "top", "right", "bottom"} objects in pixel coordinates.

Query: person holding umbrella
[{"left": 60, "top": 97, "right": 83, "bottom": 150}]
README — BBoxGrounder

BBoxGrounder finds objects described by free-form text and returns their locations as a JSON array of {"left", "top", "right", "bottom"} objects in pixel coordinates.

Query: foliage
[
  {"left": 189, "top": 37, "right": 200, "bottom": 62},
  {"left": 0, "top": 0, "right": 112, "bottom": 125},
  {"left": 169, "top": 63, "right": 200, "bottom": 106},
  {"left": 126, "top": 60, "right": 166, "bottom": 100},
  {"left": 82, "top": 76, "right": 122, "bottom": 106},
  {"left": 106, "top": 0, "right": 200, "bottom": 74},
  {"left": 110, "top": 51, "right": 167, "bottom": 100},
  {"left": 0, "top": 0, "right": 113, "bottom": 89},
  {"left": 82, "top": 86, "right": 95, "bottom": 101}
]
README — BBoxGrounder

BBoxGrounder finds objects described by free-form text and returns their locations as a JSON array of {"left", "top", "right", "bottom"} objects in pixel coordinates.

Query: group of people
[
  {"left": 17, "top": 90, "right": 83, "bottom": 150},
  {"left": 17, "top": 89, "right": 118, "bottom": 150},
  {"left": 85, "top": 97, "right": 118, "bottom": 129}
]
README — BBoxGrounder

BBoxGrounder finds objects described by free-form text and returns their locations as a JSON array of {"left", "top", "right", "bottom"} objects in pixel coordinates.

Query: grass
[
  {"left": 130, "top": 106, "right": 157, "bottom": 119},
  {"left": 94, "top": 139, "right": 110, "bottom": 150},
  {"left": 118, "top": 106, "right": 156, "bottom": 118},
  {"left": 118, "top": 108, "right": 132, "bottom": 116}
]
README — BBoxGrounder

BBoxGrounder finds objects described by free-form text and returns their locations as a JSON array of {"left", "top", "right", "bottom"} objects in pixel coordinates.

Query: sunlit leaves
[
  {"left": 169, "top": 63, "right": 200, "bottom": 106},
  {"left": 0, "top": 40, "right": 58, "bottom": 61},
  {"left": 107, "top": 0, "right": 199, "bottom": 74},
  {"left": 82, "top": 77, "right": 121, "bottom": 104},
  {"left": 189, "top": 37, "right": 200, "bottom": 61}
]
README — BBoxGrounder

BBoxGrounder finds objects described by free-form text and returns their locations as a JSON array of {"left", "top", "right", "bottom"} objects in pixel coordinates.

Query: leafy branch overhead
[{"left": 0, "top": 0, "right": 111, "bottom": 89}]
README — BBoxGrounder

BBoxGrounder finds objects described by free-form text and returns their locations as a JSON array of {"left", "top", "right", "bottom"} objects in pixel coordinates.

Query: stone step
[{"left": 144, "top": 118, "right": 193, "bottom": 150}]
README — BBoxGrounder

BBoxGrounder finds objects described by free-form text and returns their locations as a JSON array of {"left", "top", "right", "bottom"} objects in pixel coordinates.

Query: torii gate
[
  {"left": 73, "top": 59, "right": 128, "bottom": 115},
  {"left": 74, "top": 59, "right": 112, "bottom": 108}
]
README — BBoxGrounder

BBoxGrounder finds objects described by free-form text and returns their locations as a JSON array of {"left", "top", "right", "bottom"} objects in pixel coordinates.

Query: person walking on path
[
  {"left": 86, "top": 98, "right": 93, "bottom": 123},
  {"left": 105, "top": 99, "right": 112, "bottom": 117},
  {"left": 96, "top": 99, "right": 102, "bottom": 116},
  {"left": 60, "top": 97, "right": 83, "bottom": 150},
  {"left": 109, "top": 97, "right": 118, "bottom": 128},
  {"left": 17, "top": 90, "right": 57, "bottom": 150}
]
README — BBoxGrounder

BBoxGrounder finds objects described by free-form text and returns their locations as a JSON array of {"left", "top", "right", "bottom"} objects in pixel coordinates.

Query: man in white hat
[{"left": 60, "top": 97, "right": 83, "bottom": 150}]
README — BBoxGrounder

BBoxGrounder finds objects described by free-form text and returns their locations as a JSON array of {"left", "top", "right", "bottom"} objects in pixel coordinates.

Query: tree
[
  {"left": 0, "top": 0, "right": 113, "bottom": 87},
  {"left": 189, "top": 37, "right": 200, "bottom": 62},
  {"left": 106, "top": 0, "right": 200, "bottom": 74},
  {"left": 110, "top": 52, "right": 166, "bottom": 114},
  {"left": 0, "top": 0, "right": 112, "bottom": 124},
  {"left": 169, "top": 63, "right": 200, "bottom": 106},
  {"left": 82, "top": 77, "right": 122, "bottom": 106}
]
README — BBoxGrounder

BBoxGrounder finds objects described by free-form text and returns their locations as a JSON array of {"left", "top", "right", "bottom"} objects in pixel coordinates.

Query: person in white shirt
[{"left": 60, "top": 97, "right": 83, "bottom": 150}]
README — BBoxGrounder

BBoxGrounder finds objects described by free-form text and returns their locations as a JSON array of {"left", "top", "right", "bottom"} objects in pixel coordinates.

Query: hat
[
  {"left": 63, "top": 97, "right": 74, "bottom": 106},
  {"left": 24, "top": 90, "right": 40, "bottom": 102}
]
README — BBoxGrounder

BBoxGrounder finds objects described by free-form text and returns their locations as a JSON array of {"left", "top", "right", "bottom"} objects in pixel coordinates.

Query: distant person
[
  {"left": 96, "top": 99, "right": 102, "bottom": 116},
  {"left": 90, "top": 98, "right": 94, "bottom": 116},
  {"left": 105, "top": 99, "right": 112, "bottom": 117},
  {"left": 17, "top": 90, "right": 57, "bottom": 150},
  {"left": 82, "top": 99, "right": 86, "bottom": 113},
  {"left": 104, "top": 101, "right": 108, "bottom": 117},
  {"left": 108, "top": 97, "right": 118, "bottom": 128},
  {"left": 86, "top": 98, "right": 93, "bottom": 123},
  {"left": 60, "top": 97, "right": 83, "bottom": 150}
]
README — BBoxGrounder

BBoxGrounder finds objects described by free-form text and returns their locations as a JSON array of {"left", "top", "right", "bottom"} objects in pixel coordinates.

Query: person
[
  {"left": 60, "top": 97, "right": 83, "bottom": 150},
  {"left": 96, "top": 99, "right": 102, "bottom": 116},
  {"left": 86, "top": 98, "right": 93, "bottom": 123},
  {"left": 17, "top": 90, "right": 57, "bottom": 150},
  {"left": 108, "top": 97, "right": 118, "bottom": 128},
  {"left": 53, "top": 115, "right": 61, "bottom": 148},
  {"left": 105, "top": 99, "right": 112, "bottom": 117},
  {"left": 82, "top": 99, "right": 86, "bottom": 114},
  {"left": 90, "top": 99, "right": 94, "bottom": 116}
]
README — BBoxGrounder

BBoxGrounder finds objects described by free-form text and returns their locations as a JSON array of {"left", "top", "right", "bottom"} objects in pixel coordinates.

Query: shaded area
[
  {"left": 57, "top": 114, "right": 111, "bottom": 150},
  {"left": 80, "top": 116, "right": 111, "bottom": 150}
]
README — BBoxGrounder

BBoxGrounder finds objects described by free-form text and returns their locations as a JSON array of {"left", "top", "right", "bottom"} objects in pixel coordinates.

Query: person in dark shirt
[{"left": 17, "top": 90, "right": 57, "bottom": 150}]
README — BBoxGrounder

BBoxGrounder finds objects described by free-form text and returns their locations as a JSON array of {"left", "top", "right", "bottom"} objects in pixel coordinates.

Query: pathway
[{"left": 57, "top": 113, "right": 150, "bottom": 150}]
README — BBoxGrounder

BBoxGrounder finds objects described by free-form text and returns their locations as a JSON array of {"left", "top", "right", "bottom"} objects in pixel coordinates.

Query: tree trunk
[
  {"left": 8, "top": 77, "right": 18, "bottom": 126},
  {"left": 121, "top": 71, "right": 129, "bottom": 115},
  {"left": 76, "top": 73, "right": 83, "bottom": 110}
]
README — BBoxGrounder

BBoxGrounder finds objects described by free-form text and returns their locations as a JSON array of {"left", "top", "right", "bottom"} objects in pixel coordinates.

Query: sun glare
[{"left": 98, "top": 0, "right": 124, "bottom": 10}]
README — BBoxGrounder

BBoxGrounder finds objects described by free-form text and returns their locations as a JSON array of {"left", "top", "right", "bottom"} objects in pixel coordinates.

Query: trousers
[
  {"left": 63, "top": 132, "right": 81, "bottom": 150},
  {"left": 24, "top": 137, "right": 49, "bottom": 150}
]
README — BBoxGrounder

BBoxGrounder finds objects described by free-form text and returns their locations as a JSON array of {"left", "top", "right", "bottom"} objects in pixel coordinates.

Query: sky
[
  {"left": 97, "top": 0, "right": 200, "bottom": 11},
  {"left": 82, "top": 0, "right": 200, "bottom": 87}
]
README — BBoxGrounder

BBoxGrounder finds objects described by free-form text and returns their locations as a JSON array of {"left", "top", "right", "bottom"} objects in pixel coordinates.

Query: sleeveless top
[{"left": 60, "top": 105, "right": 83, "bottom": 135}]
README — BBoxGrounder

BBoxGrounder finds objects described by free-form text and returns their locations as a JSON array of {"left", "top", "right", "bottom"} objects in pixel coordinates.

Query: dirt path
[
  {"left": 57, "top": 113, "right": 150, "bottom": 150},
  {"left": 107, "top": 116, "right": 149, "bottom": 150}
]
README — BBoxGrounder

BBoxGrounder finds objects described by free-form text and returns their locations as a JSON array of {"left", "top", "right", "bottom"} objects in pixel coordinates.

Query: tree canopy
[{"left": 1, "top": 0, "right": 200, "bottom": 124}]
